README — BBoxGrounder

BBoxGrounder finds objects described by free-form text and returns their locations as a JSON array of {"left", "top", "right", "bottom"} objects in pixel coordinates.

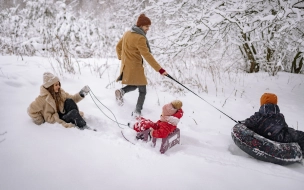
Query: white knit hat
[{"left": 43, "top": 72, "right": 59, "bottom": 88}]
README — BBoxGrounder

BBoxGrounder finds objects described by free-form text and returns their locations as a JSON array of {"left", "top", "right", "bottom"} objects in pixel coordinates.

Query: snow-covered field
[{"left": 0, "top": 55, "right": 303, "bottom": 190}]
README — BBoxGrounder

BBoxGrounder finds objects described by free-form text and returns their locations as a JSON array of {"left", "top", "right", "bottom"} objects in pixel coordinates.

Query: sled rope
[
  {"left": 87, "top": 86, "right": 129, "bottom": 128},
  {"left": 121, "top": 131, "right": 135, "bottom": 145},
  {"left": 166, "top": 74, "right": 238, "bottom": 123}
]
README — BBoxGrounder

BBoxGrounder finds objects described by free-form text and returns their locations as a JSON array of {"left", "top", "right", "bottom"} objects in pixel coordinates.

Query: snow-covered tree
[
  {"left": 148, "top": 0, "right": 304, "bottom": 75},
  {"left": 0, "top": 0, "right": 303, "bottom": 76}
]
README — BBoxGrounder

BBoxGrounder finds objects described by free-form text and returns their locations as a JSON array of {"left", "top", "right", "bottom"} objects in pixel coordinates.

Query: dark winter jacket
[{"left": 244, "top": 104, "right": 288, "bottom": 141}]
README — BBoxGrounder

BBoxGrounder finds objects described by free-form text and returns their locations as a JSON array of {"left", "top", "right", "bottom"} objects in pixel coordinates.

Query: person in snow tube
[
  {"left": 243, "top": 93, "right": 304, "bottom": 157},
  {"left": 132, "top": 100, "right": 183, "bottom": 140},
  {"left": 114, "top": 14, "right": 168, "bottom": 117},
  {"left": 27, "top": 72, "right": 90, "bottom": 129}
]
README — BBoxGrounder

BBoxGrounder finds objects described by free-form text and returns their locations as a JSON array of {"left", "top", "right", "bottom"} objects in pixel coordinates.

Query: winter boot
[
  {"left": 115, "top": 89, "right": 124, "bottom": 106},
  {"left": 62, "top": 109, "right": 86, "bottom": 129},
  {"left": 131, "top": 110, "right": 141, "bottom": 119},
  {"left": 82, "top": 125, "right": 97, "bottom": 132},
  {"left": 136, "top": 128, "right": 152, "bottom": 142}
]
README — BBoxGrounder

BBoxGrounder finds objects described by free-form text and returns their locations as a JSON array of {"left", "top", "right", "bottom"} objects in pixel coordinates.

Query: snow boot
[
  {"left": 82, "top": 125, "right": 97, "bottom": 132},
  {"left": 131, "top": 110, "right": 141, "bottom": 119},
  {"left": 62, "top": 109, "right": 86, "bottom": 129},
  {"left": 136, "top": 128, "right": 151, "bottom": 142},
  {"left": 115, "top": 89, "right": 124, "bottom": 106}
]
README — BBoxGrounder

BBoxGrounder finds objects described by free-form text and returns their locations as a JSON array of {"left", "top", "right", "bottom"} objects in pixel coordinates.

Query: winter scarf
[
  {"left": 131, "top": 25, "right": 151, "bottom": 53},
  {"left": 160, "top": 115, "right": 180, "bottom": 126}
]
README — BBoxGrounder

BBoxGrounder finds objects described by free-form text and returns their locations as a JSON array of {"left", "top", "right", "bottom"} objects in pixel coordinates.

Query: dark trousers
[
  {"left": 276, "top": 127, "right": 304, "bottom": 155},
  {"left": 122, "top": 85, "right": 146, "bottom": 112},
  {"left": 59, "top": 99, "right": 86, "bottom": 128}
]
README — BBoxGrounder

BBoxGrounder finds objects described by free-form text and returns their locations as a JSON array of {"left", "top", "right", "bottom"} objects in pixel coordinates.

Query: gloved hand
[
  {"left": 79, "top": 85, "right": 90, "bottom": 97},
  {"left": 238, "top": 120, "right": 245, "bottom": 124}
]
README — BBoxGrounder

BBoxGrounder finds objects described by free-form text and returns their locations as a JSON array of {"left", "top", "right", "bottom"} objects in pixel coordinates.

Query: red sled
[{"left": 152, "top": 128, "right": 181, "bottom": 154}]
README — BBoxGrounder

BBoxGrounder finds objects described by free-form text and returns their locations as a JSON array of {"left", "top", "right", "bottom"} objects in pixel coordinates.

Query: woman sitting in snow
[
  {"left": 27, "top": 72, "right": 90, "bottom": 129},
  {"left": 243, "top": 93, "right": 304, "bottom": 156},
  {"left": 133, "top": 100, "right": 183, "bottom": 140}
]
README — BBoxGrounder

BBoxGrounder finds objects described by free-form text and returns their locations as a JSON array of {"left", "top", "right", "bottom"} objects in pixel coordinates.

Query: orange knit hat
[
  {"left": 260, "top": 93, "right": 278, "bottom": 106},
  {"left": 136, "top": 14, "right": 151, "bottom": 27}
]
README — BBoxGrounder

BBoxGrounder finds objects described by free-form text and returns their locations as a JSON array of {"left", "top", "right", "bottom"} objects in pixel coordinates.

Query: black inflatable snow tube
[{"left": 231, "top": 124, "right": 303, "bottom": 165}]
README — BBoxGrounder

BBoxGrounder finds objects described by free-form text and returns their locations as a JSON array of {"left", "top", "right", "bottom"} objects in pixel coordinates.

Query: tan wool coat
[
  {"left": 27, "top": 86, "right": 84, "bottom": 128},
  {"left": 116, "top": 30, "right": 162, "bottom": 85}
]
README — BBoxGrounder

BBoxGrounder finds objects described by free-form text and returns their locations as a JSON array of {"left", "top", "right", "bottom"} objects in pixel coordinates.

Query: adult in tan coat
[
  {"left": 115, "top": 14, "right": 168, "bottom": 116},
  {"left": 27, "top": 72, "right": 90, "bottom": 129}
]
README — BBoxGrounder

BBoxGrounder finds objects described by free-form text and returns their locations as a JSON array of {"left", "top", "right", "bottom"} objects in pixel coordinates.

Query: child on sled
[
  {"left": 132, "top": 100, "right": 183, "bottom": 141},
  {"left": 243, "top": 93, "right": 304, "bottom": 157}
]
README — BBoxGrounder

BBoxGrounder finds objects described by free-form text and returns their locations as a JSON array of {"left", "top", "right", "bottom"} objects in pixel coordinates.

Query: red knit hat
[
  {"left": 260, "top": 93, "right": 278, "bottom": 106},
  {"left": 136, "top": 14, "right": 151, "bottom": 27}
]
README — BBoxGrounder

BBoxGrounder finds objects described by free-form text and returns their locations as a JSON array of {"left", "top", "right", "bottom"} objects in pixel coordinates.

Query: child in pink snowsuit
[{"left": 133, "top": 100, "right": 183, "bottom": 138}]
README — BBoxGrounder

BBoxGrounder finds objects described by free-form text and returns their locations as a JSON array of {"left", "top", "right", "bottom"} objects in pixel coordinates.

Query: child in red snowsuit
[{"left": 133, "top": 100, "right": 183, "bottom": 139}]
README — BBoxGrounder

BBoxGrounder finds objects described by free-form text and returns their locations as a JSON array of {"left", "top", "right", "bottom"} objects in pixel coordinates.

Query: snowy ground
[{"left": 0, "top": 55, "right": 303, "bottom": 190}]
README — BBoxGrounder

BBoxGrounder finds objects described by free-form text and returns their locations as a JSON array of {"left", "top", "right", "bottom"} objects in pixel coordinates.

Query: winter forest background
[{"left": 1, "top": 0, "right": 304, "bottom": 88}]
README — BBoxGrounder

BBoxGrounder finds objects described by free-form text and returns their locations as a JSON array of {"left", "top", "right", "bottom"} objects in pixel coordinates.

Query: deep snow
[{"left": 0, "top": 56, "right": 303, "bottom": 190}]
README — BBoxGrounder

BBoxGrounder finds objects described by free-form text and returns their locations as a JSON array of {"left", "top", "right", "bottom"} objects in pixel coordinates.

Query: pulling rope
[
  {"left": 166, "top": 74, "right": 238, "bottom": 123},
  {"left": 87, "top": 86, "right": 129, "bottom": 128}
]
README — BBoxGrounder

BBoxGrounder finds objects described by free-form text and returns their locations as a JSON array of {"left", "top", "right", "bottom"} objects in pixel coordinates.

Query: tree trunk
[
  {"left": 241, "top": 33, "right": 258, "bottom": 73},
  {"left": 266, "top": 47, "right": 275, "bottom": 63},
  {"left": 291, "top": 52, "right": 303, "bottom": 73},
  {"left": 239, "top": 46, "right": 246, "bottom": 58}
]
